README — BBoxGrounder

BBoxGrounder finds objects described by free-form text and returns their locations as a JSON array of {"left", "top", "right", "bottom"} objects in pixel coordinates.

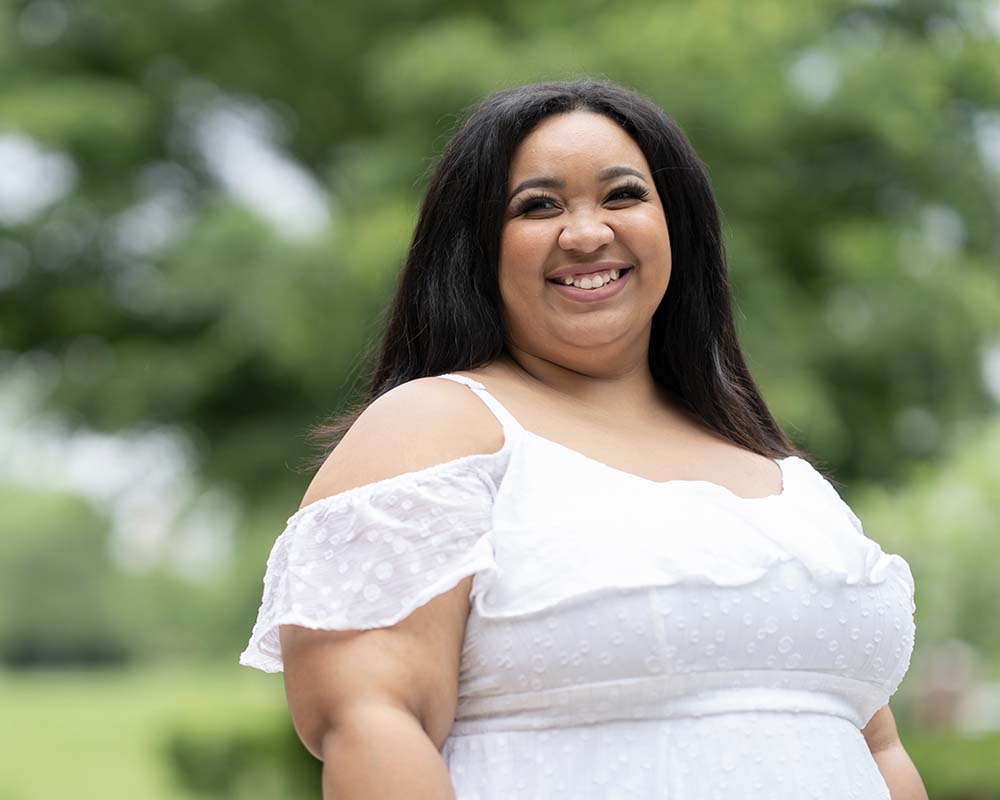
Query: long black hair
[{"left": 306, "top": 78, "right": 815, "bottom": 473}]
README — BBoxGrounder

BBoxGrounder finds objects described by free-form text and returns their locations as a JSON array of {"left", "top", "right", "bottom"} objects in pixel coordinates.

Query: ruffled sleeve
[
  {"left": 239, "top": 454, "right": 504, "bottom": 673},
  {"left": 797, "top": 460, "right": 916, "bottom": 607}
]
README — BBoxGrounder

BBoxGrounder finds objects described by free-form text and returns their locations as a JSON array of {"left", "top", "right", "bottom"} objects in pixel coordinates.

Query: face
[{"left": 498, "top": 110, "right": 672, "bottom": 372}]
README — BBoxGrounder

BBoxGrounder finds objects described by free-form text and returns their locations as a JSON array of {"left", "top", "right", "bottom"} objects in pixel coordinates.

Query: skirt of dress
[{"left": 441, "top": 712, "right": 890, "bottom": 800}]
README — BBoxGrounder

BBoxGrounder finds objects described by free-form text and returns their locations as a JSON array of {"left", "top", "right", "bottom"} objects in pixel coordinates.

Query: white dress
[{"left": 240, "top": 372, "right": 916, "bottom": 799}]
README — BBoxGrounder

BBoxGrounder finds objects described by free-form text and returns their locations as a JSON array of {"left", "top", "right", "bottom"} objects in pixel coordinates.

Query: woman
[{"left": 240, "top": 79, "right": 926, "bottom": 799}]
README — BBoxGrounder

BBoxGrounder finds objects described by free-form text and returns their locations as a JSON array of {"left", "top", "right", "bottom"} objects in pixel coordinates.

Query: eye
[
  {"left": 511, "top": 193, "right": 559, "bottom": 216},
  {"left": 605, "top": 180, "right": 650, "bottom": 204},
  {"left": 509, "top": 180, "right": 651, "bottom": 218}
]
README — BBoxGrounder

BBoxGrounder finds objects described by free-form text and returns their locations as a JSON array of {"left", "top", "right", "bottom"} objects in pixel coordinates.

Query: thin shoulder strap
[{"left": 435, "top": 373, "right": 525, "bottom": 441}]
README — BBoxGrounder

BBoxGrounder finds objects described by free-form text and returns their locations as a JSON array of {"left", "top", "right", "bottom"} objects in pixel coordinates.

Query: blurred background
[{"left": 1, "top": 0, "right": 998, "bottom": 796}]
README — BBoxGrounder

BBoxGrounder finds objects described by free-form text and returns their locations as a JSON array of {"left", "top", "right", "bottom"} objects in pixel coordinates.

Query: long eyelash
[
  {"left": 511, "top": 192, "right": 558, "bottom": 216},
  {"left": 512, "top": 181, "right": 650, "bottom": 216},
  {"left": 609, "top": 180, "right": 650, "bottom": 201}
]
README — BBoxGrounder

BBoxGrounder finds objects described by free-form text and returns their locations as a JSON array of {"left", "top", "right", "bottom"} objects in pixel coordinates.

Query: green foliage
[
  {"left": 0, "top": 662, "right": 290, "bottom": 800},
  {"left": 4, "top": 0, "right": 998, "bottom": 498},
  {"left": 0, "top": 480, "right": 276, "bottom": 668},
  {"left": 0, "top": 76, "right": 155, "bottom": 169},
  {"left": 904, "top": 728, "right": 1000, "bottom": 800},
  {"left": 0, "top": 0, "right": 998, "bottom": 793},
  {"left": 165, "top": 709, "right": 319, "bottom": 800},
  {"left": 850, "top": 417, "right": 1000, "bottom": 659},
  {"left": 0, "top": 485, "right": 135, "bottom": 666}
]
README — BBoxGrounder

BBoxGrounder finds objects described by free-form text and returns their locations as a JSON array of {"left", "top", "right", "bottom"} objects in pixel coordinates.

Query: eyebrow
[{"left": 507, "top": 165, "right": 648, "bottom": 202}]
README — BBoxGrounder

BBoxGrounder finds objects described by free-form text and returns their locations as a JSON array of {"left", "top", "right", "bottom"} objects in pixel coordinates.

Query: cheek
[
  {"left": 501, "top": 224, "right": 552, "bottom": 257},
  {"left": 624, "top": 211, "right": 671, "bottom": 260},
  {"left": 619, "top": 216, "right": 671, "bottom": 303},
  {"left": 499, "top": 224, "right": 555, "bottom": 280},
  {"left": 654, "top": 227, "right": 672, "bottom": 266}
]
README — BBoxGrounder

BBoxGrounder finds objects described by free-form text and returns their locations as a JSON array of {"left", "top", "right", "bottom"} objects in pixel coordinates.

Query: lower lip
[{"left": 547, "top": 268, "right": 633, "bottom": 303}]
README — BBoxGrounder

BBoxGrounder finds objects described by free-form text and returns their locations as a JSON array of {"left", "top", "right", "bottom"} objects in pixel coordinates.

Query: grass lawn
[{"left": 0, "top": 660, "right": 287, "bottom": 800}]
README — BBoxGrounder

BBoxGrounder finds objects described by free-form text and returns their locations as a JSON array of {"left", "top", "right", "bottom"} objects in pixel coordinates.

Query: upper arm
[
  {"left": 861, "top": 704, "right": 901, "bottom": 754},
  {"left": 281, "top": 376, "right": 503, "bottom": 758}
]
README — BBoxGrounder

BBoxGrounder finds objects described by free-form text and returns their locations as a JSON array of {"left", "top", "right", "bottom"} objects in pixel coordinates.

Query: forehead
[{"left": 508, "top": 111, "right": 649, "bottom": 179}]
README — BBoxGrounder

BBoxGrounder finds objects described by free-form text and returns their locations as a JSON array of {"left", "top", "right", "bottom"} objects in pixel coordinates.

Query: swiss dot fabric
[
  {"left": 239, "top": 454, "right": 503, "bottom": 672},
  {"left": 240, "top": 372, "right": 917, "bottom": 799}
]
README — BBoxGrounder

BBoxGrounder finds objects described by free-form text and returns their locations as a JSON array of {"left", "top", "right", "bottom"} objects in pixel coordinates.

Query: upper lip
[{"left": 546, "top": 262, "right": 634, "bottom": 281}]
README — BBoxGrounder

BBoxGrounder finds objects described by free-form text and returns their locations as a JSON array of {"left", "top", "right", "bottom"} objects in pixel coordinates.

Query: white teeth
[{"left": 559, "top": 268, "right": 621, "bottom": 289}]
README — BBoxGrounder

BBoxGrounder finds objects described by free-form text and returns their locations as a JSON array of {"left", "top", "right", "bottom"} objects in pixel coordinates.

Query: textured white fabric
[
  {"left": 240, "top": 372, "right": 916, "bottom": 799},
  {"left": 238, "top": 452, "right": 502, "bottom": 672}
]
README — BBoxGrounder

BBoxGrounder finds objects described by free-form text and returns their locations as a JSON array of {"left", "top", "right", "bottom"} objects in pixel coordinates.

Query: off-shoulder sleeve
[{"left": 239, "top": 455, "right": 502, "bottom": 673}]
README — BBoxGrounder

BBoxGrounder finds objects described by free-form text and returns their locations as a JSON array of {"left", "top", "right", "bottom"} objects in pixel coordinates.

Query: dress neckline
[
  {"left": 524, "top": 430, "right": 792, "bottom": 502},
  {"left": 438, "top": 371, "right": 793, "bottom": 502}
]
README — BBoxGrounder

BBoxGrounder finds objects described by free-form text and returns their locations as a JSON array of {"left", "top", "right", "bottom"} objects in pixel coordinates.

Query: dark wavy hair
[{"left": 305, "top": 78, "right": 816, "bottom": 476}]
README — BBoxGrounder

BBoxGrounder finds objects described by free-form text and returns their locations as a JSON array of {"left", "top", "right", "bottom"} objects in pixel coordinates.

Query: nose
[{"left": 558, "top": 211, "right": 615, "bottom": 253}]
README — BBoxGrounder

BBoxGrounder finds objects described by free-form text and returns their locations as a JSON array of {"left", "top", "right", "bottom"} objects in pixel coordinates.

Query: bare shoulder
[{"left": 299, "top": 375, "right": 505, "bottom": 509}]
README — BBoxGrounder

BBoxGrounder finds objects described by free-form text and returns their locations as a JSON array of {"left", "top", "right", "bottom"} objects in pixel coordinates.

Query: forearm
[
  {"left": 321, "top": 703, "right": 456, "bottom": 800},
  {"left": 872, "top": 742, "right": 928, "bottom": 800}
]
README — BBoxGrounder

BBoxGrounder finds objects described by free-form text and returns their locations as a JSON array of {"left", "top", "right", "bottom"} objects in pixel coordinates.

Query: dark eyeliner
[
  {"left": 511, "top": 180, "right": 649, "bottom": 216},
  {"left": 607, "top": 180, "right": 650, "bottom": 201},
  {"left": 511, "top": 193, "right": 558, "bottom": 216}
]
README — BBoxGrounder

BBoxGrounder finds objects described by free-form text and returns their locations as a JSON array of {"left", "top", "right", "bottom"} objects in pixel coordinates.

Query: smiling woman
[
  {"left": 498, "top": 111, "right": 672, "bottom": 360},
  {"left": 240, "top": 78, "right": 925, "bottom": 800}
]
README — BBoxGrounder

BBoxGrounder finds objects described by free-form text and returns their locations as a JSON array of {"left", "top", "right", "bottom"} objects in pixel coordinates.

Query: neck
[{"left": 496, "top": 346, "right": 682, "bottom": 422}]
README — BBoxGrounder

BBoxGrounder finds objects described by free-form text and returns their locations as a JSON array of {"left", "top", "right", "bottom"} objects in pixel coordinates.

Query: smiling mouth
[{"left": 547, "top": 266, "right": 634, "bottom": 286}]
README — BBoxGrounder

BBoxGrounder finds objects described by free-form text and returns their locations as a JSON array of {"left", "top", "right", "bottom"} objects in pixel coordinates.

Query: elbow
[
  {"left": 306, "top": 698, "right": 441, "bottom": 761},
  {"left": 289, "top": 698, "right": 369, "bottom": 761},
  {"left": 418, "top": 692, "right": 459, "bottom": 752},
  {"left": 294, "top": 711, "right": 332, "bottom": 762}
]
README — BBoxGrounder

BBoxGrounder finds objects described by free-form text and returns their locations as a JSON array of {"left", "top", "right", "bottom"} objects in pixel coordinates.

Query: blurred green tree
[
  {"left": 0, "top": 0, "right": 997, "bottom": 665},
  {"left": 0, "top": 486, "right": 133, "bottom": 666}
]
